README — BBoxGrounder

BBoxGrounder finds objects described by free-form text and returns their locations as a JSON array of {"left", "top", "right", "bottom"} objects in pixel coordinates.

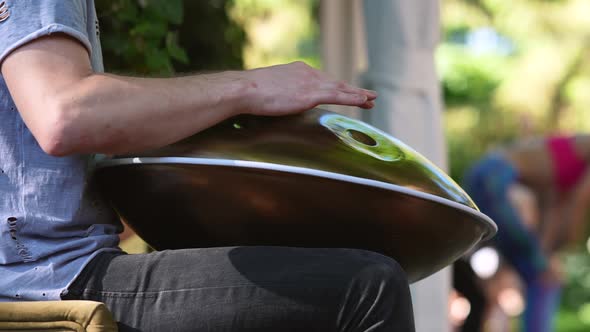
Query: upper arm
[
  {"left": 1, "top": 35, "right": 92, "bottom": 148},
  {"left": 0, "top": 0, "right": 97, "bottom": 151}
]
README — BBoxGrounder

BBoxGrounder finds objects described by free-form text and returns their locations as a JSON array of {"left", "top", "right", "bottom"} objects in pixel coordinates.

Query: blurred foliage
[
  {"left": 440, "top": 0, "right": 590, "bottom": 183},
  {"left": 230, "top": 0, "right": 320, "bottom": 69},
  {"left": 439, "top": 1, "right": 590, "bottom": 330},
  {"left": 96, "top": 0, "right": 245, "bottom": 75},
  {"left": 556, "top": 251, "right": 590, "bottom": 330},
  {"left": 96, "top": 0, "right": 316, "bottom": 74}
]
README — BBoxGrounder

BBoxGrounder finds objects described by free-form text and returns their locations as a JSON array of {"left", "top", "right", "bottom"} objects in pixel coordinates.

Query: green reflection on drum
[{"left": 320, "top": 113, "right": 404, "bottom": 162}]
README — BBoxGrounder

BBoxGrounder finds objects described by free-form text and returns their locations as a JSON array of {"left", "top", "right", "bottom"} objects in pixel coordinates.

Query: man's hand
[{"left": 240, "top": 62, "right": 376, "bottom": 116}]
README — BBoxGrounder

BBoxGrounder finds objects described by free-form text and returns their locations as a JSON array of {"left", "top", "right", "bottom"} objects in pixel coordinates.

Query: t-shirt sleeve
[{"left": 0, "top": 0, "right": 91, "bottom": 64}]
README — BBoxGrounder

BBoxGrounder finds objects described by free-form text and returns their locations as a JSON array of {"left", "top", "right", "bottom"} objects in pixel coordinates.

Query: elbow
[
  {"left": 37, "top": 97, "right": 82, "bottom": 157},
  {"left": 39, "top": 130, "right": 72, "bottom": 157}
]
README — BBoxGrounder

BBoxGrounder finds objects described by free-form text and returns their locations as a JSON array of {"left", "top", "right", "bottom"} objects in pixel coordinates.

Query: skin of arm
[
  {"left": 562, "top": 170, "right": 590, "bottom": 245},
  {"left": 1, "top": 34, "right": 377, "bottom": 156},
  {"left": 539, "top": 192, "right": 566, "bottom": 252},
  {"left": 540, "top": 170, "right": 590, "bottom": 252},
  {"left": 535, "top": 193, "right": 567, "bottom": 285}
]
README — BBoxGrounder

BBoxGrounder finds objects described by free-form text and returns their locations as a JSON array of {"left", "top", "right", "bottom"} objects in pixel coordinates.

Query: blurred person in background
[
  {"left": 453, "top": 183, "right": 538, "bottom": 332},
  {"left": 461, "top": 134, "right": 590, "bottom": 332},
  {"left": 452, "top": 258, "right": 488, "bottom": 331}
]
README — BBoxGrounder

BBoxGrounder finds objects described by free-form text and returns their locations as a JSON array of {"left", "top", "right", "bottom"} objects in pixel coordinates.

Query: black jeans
[{"left": 62, "top": 247, "right": 415, "bottom": 332}]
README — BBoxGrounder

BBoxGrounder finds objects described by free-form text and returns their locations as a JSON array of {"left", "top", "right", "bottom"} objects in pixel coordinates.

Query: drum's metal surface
[{"left": 95, "top": 108, "right": 496, "bottom": 282}]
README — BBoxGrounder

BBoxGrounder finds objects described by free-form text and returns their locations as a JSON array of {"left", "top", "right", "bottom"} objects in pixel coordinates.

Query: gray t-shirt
[{"left": 0, "top": 0, "right": 122, "bottom": 301}]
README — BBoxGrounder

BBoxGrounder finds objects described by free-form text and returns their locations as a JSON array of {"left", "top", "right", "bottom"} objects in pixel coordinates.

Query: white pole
[
  {"left": 319, "top": 0, "right": 367, "bottom": 119},
  {"left": 320, "top": 1, "right": 450, "bottom": 329},
  {"left": 361, "top": 1, "right": 450, "bottom": 331}
]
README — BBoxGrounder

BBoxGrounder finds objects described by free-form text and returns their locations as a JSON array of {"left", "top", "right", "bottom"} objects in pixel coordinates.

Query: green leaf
[
  {"left": 145, "top": 47, "right": 174, "bottom": 75},
  {"left": 115, "top": 0, "right": 139, "bottom": 23},
  {"left": 130, "top": 21, "right": 168, "bottom": 39},
  {"left": 166, "top": 32, "right": 189, "bottom": 64},
  {"left": 145, "top": 0, "right": 184, "bottom": 25}
]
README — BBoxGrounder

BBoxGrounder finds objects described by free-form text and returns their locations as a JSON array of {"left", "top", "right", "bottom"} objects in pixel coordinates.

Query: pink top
[{"left": 547, "top": 136, "right": 588, "bottom": 192}]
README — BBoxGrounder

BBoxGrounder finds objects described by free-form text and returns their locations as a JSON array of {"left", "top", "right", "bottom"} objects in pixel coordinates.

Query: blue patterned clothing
[
  {"left": 0, "top": 0, "right": 122, "bottom": 301},
  {"left": 463, "top": 153, "right": 548, "bottom": 282}
]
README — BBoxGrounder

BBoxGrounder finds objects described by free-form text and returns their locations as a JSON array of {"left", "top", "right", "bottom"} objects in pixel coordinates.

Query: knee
[
  {"left": 370, "top": 258, "right": 409, "bottom": 292},
  {"left": 350, "top": 252, "right": 411, "bottom": 298},
  {"left": 362, "top": 251, "right": 407, "bottom": 279},
  {"left": 337, "top": 253, "right": 415, "bottom": 330}
]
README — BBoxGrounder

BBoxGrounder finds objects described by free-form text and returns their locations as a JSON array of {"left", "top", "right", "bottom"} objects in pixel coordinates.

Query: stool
[{"left": 0, "top": 300, "right": 117, "bottom": 332}]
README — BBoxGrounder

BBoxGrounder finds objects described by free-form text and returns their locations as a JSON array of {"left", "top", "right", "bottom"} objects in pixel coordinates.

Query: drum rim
[{"left": 96, "top": 156, "right": 498, "bottom": 240}]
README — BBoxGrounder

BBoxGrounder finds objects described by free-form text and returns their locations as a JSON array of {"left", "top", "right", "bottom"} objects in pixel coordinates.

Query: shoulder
[{"left": 0, "top": 1, "right": 94, "bottom": 67}]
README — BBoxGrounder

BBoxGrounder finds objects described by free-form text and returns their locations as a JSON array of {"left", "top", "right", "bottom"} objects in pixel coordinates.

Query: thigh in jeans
[{"left": 63, "top": 246, "right": 415, "bottom": 332}]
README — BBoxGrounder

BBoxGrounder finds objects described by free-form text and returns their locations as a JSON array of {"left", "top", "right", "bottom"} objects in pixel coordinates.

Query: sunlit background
[
  {"left": 440, "top": 1, "right": 590, "bottom": 330},
  {"left": 97, "top": 0, "right": 590, "bottom": 330}
]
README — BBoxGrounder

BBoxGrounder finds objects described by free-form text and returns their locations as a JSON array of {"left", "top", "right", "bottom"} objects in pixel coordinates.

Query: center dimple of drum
[{"left": 346, "top": 129, "right": 377, "bottom": 147}]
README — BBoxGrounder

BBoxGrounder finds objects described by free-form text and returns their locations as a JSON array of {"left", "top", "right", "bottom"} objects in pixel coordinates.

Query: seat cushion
[{"left": 0, "top": 300, "right": 117, "bottom": 332}]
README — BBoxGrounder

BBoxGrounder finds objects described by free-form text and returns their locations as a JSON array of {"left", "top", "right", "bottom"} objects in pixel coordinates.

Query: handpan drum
[{"left": 94, "top": 108, "right": 496, "bottom": 282}]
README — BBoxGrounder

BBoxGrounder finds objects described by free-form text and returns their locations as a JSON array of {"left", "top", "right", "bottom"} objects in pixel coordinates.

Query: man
[{"left": 0, "top": 1, "right": 415, "bottom": 331}]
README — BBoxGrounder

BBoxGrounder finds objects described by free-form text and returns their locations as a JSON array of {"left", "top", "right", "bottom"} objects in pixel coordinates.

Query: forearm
[
  {"left": 4, "top": 36, "right": 376, "bottom": 157},
  {"left": 563, "top": 200, "right": 588, "bottom": 246},
  {"left": 544, "top": 195, "right": 589, "bottom": 251},
  {"left": 540, "top": 204, "right": 563, "bottom": 252},
  {"left": 47, "top": 71, "right": 250, "bottom": 156}
]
